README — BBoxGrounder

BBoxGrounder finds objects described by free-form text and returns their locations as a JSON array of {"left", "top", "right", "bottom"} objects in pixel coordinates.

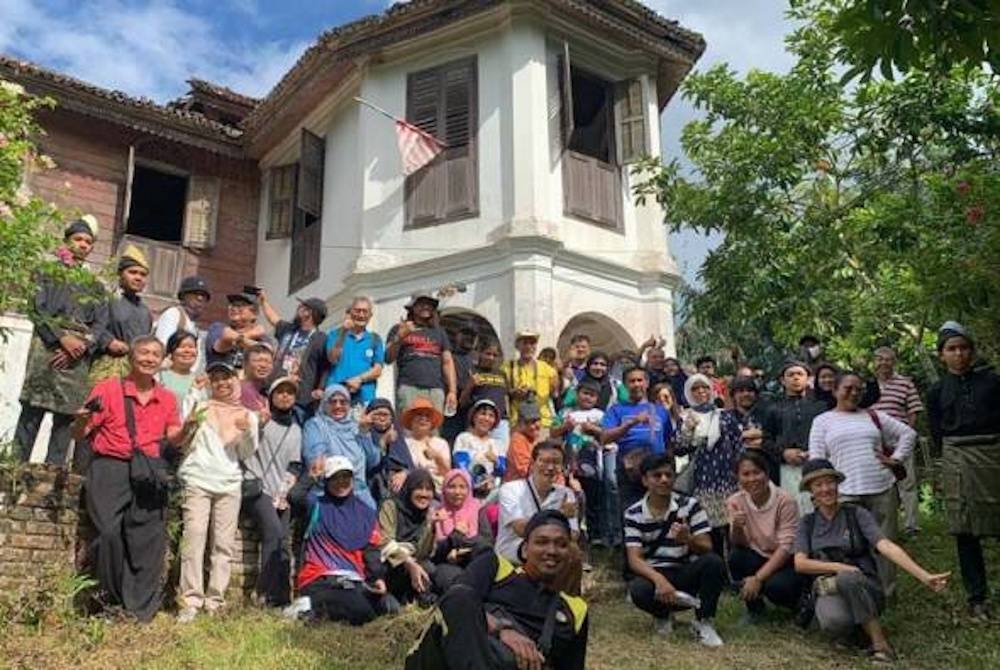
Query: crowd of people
[{"left": 11, "top": 218, "right": 1000, "bottom": 667}]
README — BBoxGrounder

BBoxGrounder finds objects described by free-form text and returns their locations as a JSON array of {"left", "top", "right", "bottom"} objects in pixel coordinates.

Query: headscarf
[
  {"left": 315, "top": 385, "right": 357, "bottom": 437},
  {"left": 367, "top": 398, "right": 412, "bottom": 471},
  {"left": 268, "top": 380, "right": 296, "bottom": 428},
  {"left": 684, "top": 373, "right": 721, "bottom": 449},
  {"left": 434, "top": 469, "right": 480, "bottom": 542},
  {"left": 395, "top": 469, "right": 435, "bottom": 544},
  {"left": 313, "top": 483, "right": 377, "bottom": 551},
  {"left": 582, "top": 352, "right": 614, "bottom": 409},
  {"left": 206, "top": 372, "right": 248, "bottom": 445}
]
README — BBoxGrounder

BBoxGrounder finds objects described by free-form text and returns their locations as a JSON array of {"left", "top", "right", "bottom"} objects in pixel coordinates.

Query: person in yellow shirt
[{"left": 503, "top": 331, "right": 560, "bottom": 436}]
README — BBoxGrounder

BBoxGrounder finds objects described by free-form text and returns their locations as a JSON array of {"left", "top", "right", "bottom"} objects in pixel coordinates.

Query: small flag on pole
[{"left": 396, "top": 119, "right": 445, "bottom": 176}]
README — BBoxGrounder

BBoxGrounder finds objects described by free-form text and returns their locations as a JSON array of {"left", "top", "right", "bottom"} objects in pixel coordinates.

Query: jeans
[{"left": 628, "top": 553, "right": 726, "bottom": 620}]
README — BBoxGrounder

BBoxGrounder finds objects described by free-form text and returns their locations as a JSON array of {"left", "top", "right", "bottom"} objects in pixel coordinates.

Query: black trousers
[
  {"left": 15, "top": 403, "right": 74, "bottom": 465},
  {"left": 249, "top": 494, "right": 291, "bottom": 606},
  {"left": 956, "top": 534, "right": 988, "bottom": 604},
  {"left": 628, "top": 553, "right": 726, "bottom": 620},
  {"left": 728, "top": 546, "right": 805, "bottom": 612},
  {"left": 86, "top": 456, "right": 167, "bottom": 622},
  {"left": 387, "top": 560, "right": 439, "bottom": 603},
  {"left": 302, "top": 578, "right": 382, "bottom": 625}
]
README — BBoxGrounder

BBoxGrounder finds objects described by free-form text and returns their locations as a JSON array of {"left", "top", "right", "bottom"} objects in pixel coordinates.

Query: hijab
[
  {"left": 395, "top": 468, "right": 435, "bottom": 543},
  {"left": 367, "top": 397, "right": 412, "bottom": 471},
  {"left": 434, "top": 469, "right": 481, "bottom": 542},
  {"left": 582, "top": 352, "right": 614, "bottom": 409},
  {"left": 206, "top": 373, "right": 248, "bottom": 445},
  {"left": 684, "top": 373, "right": 722, "bottom": 449},
  {"left": 269, "top": 385, "right": 296, "bottom": 428},
  {"left": 313, "top": 483, "right": 377, "bottom": 550}
]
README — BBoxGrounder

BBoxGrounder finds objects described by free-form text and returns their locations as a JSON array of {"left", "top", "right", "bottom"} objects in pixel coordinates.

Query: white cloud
[{"left": 0, "top": 0, "right": 308, "bottom": 101}]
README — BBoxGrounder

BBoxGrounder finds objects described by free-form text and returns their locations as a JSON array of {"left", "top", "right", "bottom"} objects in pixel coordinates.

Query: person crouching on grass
[
  {"left": 794, "top": 459, "right": 950, "bottom": 663},
  {"left": 405, "top": 510, "right": 589, "bottom": 670}
]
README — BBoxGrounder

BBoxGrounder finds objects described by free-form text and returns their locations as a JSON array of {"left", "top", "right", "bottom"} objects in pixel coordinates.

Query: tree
[{"left": 637, "top": 10, "right": 1000, "bottom": 375}]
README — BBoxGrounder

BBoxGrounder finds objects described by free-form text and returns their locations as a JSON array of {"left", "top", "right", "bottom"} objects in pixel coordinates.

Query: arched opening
[
  {"left": 439, "top": 308, "right": 500, "bottom": 353},
  {"left": 557, "top": 312, "right": 637, "bottom": 358}
]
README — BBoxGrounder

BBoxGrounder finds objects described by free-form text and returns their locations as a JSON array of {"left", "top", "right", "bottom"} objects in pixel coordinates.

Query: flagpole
[{"left": 353, "top": 96, "right": 400, "bottom": 123}]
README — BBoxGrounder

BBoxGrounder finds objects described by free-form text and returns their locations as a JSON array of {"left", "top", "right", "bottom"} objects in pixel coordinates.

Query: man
[
  {"left": 761, "top": 360, "right": 828, "bottom": 500},
  {"left": 601, "top": 367, "right": 672, "bottom": 510},
  {"left": 641, "top": 339, "right": 670, "bottom": 389},
  {"left": 240, "top": 342, "right": 276, "bottom": 413},
  {"left": 259, "top": 290, "right": 328, "bottom": 414},
  {"left": 324, "top": 296, "right": 384, "bottom": 409},
  {"left": 205, "top": 291, "right": 272, "bottom": 370},
  {"left": 154, "top": 275, "right": 211, "bottom": 373},
  {"left": 73, "top": 336, "right": 195, "bottom": 622},
  {"left": 504, "top": 401, "right": 544, "bottom": 483},
  {"left": 405, "top": 510, "right": 589, "bottom": 670},
  {"left": 624, "top": 453, "right": 725, "bottom": 646},
  {"left": 798, "top": 335, "right": 824, "bottom": 368},
  {"left": 89, "top": 246, "right": 153, "bottom": 382},
  {"left": 385, "top": 291, "right": 457, "bottom": 415},
  {"left": 563, "top": 333, "right": 591, "bottom": 388},
  {"left": 695, "top": 355, "right": 728, "bottom": 408},
  {"left": 16, "top": 217, "right": 103, "bottom": 464},
  {"left": 503, "top": 330, "right": 560, "bottom": 434},
  {"left": 927, "top": 322, "right": 1000, "bottom": 620},
  {"left": 441, "top": 326, "right": 477, "bottom": 444},
  {"left": 870, "top": 346, "right": 925, "bottom": 536},
  {"left": 663, "top": 357, "right": 688, "bottom": 407}
]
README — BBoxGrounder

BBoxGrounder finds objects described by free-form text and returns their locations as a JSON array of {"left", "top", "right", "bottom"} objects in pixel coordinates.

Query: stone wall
[{"left": 0, "top": 463, "right": 264, "bottom": 606}]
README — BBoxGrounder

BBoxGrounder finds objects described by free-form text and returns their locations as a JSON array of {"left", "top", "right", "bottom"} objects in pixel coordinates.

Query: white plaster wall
[{"left": 0, "top": 313, "right": 34, "bottom": 447}]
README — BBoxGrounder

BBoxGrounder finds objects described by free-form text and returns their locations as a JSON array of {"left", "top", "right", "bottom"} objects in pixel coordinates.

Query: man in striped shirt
[
  {"left": 624, "top": 454, "right": 726, "bottom": 647},
  {"left": 871, "top": 346, "right": 925, "bottom": 535}
]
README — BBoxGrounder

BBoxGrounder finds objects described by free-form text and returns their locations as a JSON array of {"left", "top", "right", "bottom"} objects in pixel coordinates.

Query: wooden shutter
[
  {"left": 297, "top": 129, "right": 325, "bottom": 219},
  {"left": 564, "top": 152, "right": 622, "bottom": 229},
  {"left": 547, "top": 48, "right": 563, "bottom": 164},
  {"left": 182, "top": 175, "right": 220, "bottom": 249},
  {"left": 289, "top": 209, "right": 321, "bottom": 292},
  {"left": 616, "top": 78, "right": 647, "bottom": 163},
  {"left": 267, "top": 163, "right": 296, "bottom": 239},
  {"left": 118, "top": 233, "right": 183, "bottom": 298},
  {"left": 560, "top": 42, "right": 574, "bottom": 147},
  {"left": 405, "top": 57, "right": 478, "bottom": 228}
]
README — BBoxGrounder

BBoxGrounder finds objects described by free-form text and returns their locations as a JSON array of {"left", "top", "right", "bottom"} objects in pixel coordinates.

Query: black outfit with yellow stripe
[{"left": 406, "top": 551, "right": 588, "bottom": 670}]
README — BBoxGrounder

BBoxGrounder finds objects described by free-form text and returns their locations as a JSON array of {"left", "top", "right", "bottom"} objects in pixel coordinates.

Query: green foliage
[{"left": 636, "top": 7, "right": 1000, "bottom": 374}]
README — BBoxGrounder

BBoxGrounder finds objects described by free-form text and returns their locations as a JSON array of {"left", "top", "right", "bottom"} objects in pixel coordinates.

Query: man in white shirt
[{"left": 154, "top": 276, "right": 210, "bottom": 373}]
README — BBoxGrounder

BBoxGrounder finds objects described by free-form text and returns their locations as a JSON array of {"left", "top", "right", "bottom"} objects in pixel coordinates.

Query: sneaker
[
  {"left": 691, "top": 619, "right": 724, "bottom": 648},
  {"left": 176, "top": 607, "right": 198, "bottom": 624},
  {"left": 654, "top": 616, "right": 673, "bottom": 636},
  {"left": 282, "top": 596, "right": 312, "bottom": 620},
  {"left": 968, "top": 602, "right": 991, "bottom": 622},
  {"left": 582, "top": 562, "right": 593, "bottom": 573}
]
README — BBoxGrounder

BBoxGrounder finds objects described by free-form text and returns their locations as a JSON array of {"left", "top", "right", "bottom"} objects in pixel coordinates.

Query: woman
[
  {"left": 561, "top": 352, "right": 627, "bottom": 411},
  {"left": 453, "top": 399, "right": 502, "bottom": 497},
  {"left": 401, "top": 398, "right": 451, "bottom": 488},
  {"left": 813, "top": 363, "right": 839, "bottom": 410},
  {"left": 302, "top": 384, "right": 380, "bottom": 509},
  {"left": 674, "top": 373, "right": 743, "bottom": 557},
  {"left": 367, "top": 397, "right": 413, "bottom": 502},
  {"left": 664, "top": 357, "right": 689, "bottom": 408},
  {"left": 794, "top": 459, "right": 949, "bottom": 663},
  {"left": 158, "top": 330, "right": 204, "bottom": 419},
  {"left": 379, "top": 469, "right": 438, "bottom": 606},
  {"left": 244, "top": 376, "right": 302, "bottom": 607},
  {"left": 808, "top": 371, "right": 916, "bottom": 597},
  {"left": 430, "top": 469, "right": 494, "bottom": 591},
  {"left": 650, "top": 382, "right": 683, "bottom": 430},
  {"left": 291, "top": 455, "right": 390, "bottom": 625},
  {"left": 177, "top": 361, "right": 258, "bottom": 623},
  {"left": 726, "top": 451, "right": 805, "bottom": 621}
]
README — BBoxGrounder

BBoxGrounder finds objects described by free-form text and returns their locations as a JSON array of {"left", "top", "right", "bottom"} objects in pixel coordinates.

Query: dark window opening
[
  {"left": 568, "top": 70, "right": 612, "bottom": 163},
  {"left": 127, "top": 165, "right": 187, "bottom": 242}
]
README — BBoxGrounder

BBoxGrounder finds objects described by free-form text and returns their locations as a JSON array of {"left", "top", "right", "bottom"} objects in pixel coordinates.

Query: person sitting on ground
[
  {"left": 794, "top": 459, "right": 950, "bottom": 663},
  {"left": 726, "top": 451, "right": 805, "bottom": 623},
  {"left": 405, "top": 510, "right": 589, "bottom": 670},
  {"left": 157, "top": 330, "right": 205, "bottom": 420},
  {"left": 290, "top": 455, "right": 391, "bottom": 625},
  {"left": 503, "top": 400, "right": 543, "bottom": 483},
  {"left": 302, "top": 385, "right": 379, "bottom": 509},
  {"left": 244, "top": 376, "right": 303, "bottom": 607},
  {"left": 458, "top": 337, "right": 511, "bottom": 453},
  {"left": 401, "top": 397, "right": 451, "bottom": 488},
  {"left": 497, "top": 441, "right": 582, "bottom": 595},
  {"left": 673, "top": 374, "right": 743, "bottom": 558},
  {"left": 561, "top": 351, "right": 627, "bottom": 411},
  {"left": 379, "top": 468, "right": 439, "bottom": 607},
  {"left": 430, "top": 469, "right": 494, "bottom": 592},
  {"left": 89, "top": 246, "right": 153, "bottom": 382},
  {"left": 176, "top": 360, "right": 259, "bottom": 623},
  {"left": 453, "top": 399, "right": 503, "bottom": 498},
  {"left": 624, "top": 453, "right": 726, "bottom": 647},
  {"left": 367, "top": 397, "right": 413, "bottom": 502},
  {"left": 154, "top": 275, "right": 210, "bottom": 373}
]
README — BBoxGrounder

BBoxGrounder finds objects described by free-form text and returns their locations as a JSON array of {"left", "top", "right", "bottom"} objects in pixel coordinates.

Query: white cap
[{"left": 323, "top": 455, "right": 354, "bottom": 479}]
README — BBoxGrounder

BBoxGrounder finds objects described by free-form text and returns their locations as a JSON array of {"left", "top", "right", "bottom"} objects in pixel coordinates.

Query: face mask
[{"left": 807, "top": 345, "right": 821, "bottom": 359}]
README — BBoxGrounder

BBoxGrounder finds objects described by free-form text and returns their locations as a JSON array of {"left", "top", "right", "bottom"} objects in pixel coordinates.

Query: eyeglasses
[{"left": 327, "top": 397, "right": 349, "bottom": 406}]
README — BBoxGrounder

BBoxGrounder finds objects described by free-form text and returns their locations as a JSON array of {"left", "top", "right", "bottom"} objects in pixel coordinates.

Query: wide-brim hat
[
  {"left": 514, "top": 330, "right": 540, "bottom": 343},
  {"left": 799, "top": 458, "right": 846, "bottom": 492},
  {"left": 401, "top": 397, "right": 444, "bottom": 430}
]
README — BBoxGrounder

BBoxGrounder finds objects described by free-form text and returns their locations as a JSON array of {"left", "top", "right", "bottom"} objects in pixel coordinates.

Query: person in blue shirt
[
  {"left": 325, "top": 297, "right": 385, "bottom": 407},
  {"left": 601, "top": 367, "right": 673, "bottom": 512}
]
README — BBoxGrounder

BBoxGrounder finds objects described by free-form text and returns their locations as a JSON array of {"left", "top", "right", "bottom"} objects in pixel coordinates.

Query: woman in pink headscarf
[{"left": 430, "top": 469, "right": 494, "bottom": 591}]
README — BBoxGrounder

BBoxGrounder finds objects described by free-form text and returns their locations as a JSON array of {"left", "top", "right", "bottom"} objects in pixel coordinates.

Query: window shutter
[
  {"left": 616, "top": 78, "right": 647, "bottom": 164},
  {"left": 560, "top": 42, "right": 575, "bottom": 147},
  {"left": 547, "top": 48, "right": 563, "bottom": 164},
  {"left": 182, "top": 175, "right": 220, "bottom": 249},
  {"left": 267, "top": 163, "right": 296, "bottom": 239},
  {"left": 297, "top": 129, "right": 325, "bottom": 219}
]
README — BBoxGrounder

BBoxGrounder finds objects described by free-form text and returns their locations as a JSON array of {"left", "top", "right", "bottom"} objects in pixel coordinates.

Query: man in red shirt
[{"left": 74, "top": 335, "right": 195, "bottom": 621}]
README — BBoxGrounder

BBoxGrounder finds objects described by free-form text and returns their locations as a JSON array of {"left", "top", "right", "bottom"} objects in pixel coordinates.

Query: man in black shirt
[
  {"left": 761, "top": 361, "right": 827, "bottom": 493},
  {"left": 928, "top": 322, "right": 1000, "bottom": 620},
  {"left": 386, "top": 291, "right": 457, "bottom": 416},
  {"left": 259, "top": 290, "right": 328, "bottom": 417}
]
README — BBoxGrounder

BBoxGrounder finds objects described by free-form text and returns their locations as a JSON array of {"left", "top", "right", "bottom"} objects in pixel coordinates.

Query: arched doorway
[
  {"left": 439, "top": 308, "right": 500, "bottom": 353},
  {"left": 557, "top": 312, "right": 637, "bottom": 358}
]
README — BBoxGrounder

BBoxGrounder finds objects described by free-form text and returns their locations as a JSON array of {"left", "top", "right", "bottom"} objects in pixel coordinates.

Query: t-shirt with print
[
  {"left": 469, "top": 369, "right": 510, "bottom": 419},
  {"left": 387, "top": 324, "right": 451, "bottom": 390}
]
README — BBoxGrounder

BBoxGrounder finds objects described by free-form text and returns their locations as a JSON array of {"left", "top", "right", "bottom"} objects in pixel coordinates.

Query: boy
[{"left": 552, "top": 380, "right": 605, "bottom": 543}]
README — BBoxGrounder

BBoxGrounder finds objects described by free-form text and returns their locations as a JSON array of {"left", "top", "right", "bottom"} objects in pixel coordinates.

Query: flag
[{"left": 396, "top": 120, "right": 445, "bottom": 176}]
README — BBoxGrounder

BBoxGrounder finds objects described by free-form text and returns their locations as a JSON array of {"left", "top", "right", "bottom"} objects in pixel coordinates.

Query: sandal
[{"left": 868, "top": 647, "right": 897, "bottom": 664}]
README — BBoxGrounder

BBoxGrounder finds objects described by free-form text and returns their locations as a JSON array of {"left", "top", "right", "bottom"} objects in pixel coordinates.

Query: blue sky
[{"left": 0, "top": 0, "right": 795, "bottom": 282}]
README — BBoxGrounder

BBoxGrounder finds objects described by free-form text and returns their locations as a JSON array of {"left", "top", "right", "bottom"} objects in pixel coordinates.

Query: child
[
  {"left": 459, "top": 337, "right": 511, "bottom": 453},
  {"left": 551, "top": 379, "right": 605, "bottom": 546},
  {"left": 453, "top": 399, "right": 502, "bottom": 499}
]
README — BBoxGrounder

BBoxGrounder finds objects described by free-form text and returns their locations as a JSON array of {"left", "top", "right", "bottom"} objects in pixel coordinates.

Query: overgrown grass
[{"left": 3, "top": 513, "right": 1000, "bottom": 669}]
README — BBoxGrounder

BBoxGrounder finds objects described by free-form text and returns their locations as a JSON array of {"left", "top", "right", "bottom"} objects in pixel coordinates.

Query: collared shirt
[
  {"left": 84, "top": 377, "right": 180, "bottom": 459},
  {"left": 871, "top": 373, "right": 923, "bottom": 423},
  {"left": 326, "top": 327, "right": 385, "bottom": 404},
  {"left": 496, "top": 478, "right": 579, "bottom": 561},
  {"left": 623, "top": 491, "right": 711, "bottom": 569}
]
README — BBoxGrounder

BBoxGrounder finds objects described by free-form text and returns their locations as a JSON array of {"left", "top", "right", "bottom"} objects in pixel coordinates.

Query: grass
[{"left": 4, "top": 513, "right": 1000, "bottom": 669}]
